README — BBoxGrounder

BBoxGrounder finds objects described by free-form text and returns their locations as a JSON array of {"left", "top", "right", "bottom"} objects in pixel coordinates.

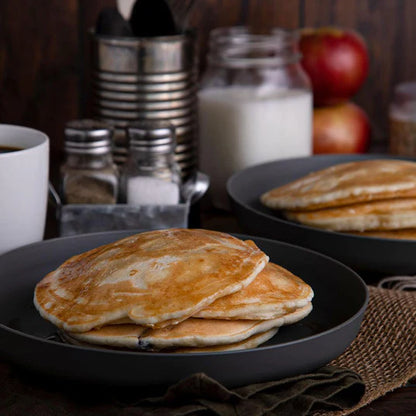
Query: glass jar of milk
[{"left": 198, "top": 27, "right": 312, "bottom": 209}]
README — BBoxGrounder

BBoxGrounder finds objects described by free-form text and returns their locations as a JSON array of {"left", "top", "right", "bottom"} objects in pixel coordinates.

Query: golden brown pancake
[
  {"left": 64, "top": 304, "right": 312, "bottom": 350},
  {"left": 194, "top": 262, "right": 313, "bottom": 320},
  {"left": 60, "top": 328, "right": 280, "bottom": 353},
  {"left": 285, "top": 198, "right": 416, "bottom": 232},
  {"left": 172, "top": 329, "right": 279, "bottom": 353},
  {"left": 261, "top": 159, "right": 416, "bottom": 211},
  {"left": 34, "top": 229, "right": 268, "bottom": 333}
]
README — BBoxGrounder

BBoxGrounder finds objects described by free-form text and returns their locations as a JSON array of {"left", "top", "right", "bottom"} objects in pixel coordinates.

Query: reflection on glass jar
[
  {"left": 389, "top": 82, "right": 416, "bottom": 156},
  {"left": 198, "top": 27, "right": 312, "bottom": 210}
]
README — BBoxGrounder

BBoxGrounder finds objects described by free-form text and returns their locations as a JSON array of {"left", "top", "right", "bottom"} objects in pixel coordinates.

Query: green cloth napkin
[
  {"left": 136, "top": 366, "right": 365, "bottom": 416},
  {"left": 1, "top": 363, "right": 364, "bottom": 416}
]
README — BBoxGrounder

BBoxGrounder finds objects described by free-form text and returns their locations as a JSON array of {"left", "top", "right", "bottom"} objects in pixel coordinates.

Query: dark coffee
[{"left": 0, "top": 145, "right": 23, "bottom": 154}]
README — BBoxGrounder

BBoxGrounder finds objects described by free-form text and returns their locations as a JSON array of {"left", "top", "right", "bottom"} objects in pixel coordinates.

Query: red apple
[
  {"left": 313, "top": 102, "right": 371, "bottom": 154},
  {"left": 299, "top": 27, "right": 369, "bottom": 106}
]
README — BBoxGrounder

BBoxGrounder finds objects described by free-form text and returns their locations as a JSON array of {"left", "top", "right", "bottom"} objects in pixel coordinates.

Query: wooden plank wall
[{"left": 1, "top": 0, "right": 416, "bottom": 177}]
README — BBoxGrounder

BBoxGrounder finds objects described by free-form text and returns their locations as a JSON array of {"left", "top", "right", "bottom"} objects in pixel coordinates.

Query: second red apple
[
  {"left": 299, "top": 27, "right": 369, "bottom": 106},
  {"left": 313, "top": 102, "right": 371, "bottom": 154}
]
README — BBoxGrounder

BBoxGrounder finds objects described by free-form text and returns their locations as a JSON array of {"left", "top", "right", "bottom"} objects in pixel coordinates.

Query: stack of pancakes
[
  {"left": 261, "top": 159, "right": 416, "bottom": 239},
  {"left": 34, "top": 229, "right": 313, "bottom": 352}
]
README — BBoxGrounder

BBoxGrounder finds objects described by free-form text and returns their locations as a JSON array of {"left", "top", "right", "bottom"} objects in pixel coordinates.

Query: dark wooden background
[{"left": 1, "top": 0, "right": 415, "bottom": 179}]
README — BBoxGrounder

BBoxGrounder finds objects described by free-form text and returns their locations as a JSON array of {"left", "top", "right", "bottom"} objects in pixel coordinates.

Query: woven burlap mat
[{"left": 317, "top": 286, "right": 416, "bottom": 415}]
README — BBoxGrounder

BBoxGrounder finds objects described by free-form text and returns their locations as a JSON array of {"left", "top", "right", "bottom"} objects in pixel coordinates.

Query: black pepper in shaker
[{"left": 60, "top": 120, "right": 119, "bottom": 204}]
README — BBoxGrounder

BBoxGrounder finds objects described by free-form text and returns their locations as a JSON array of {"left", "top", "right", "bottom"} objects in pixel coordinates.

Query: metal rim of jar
[{"left": 91, "top": 28, "right": 195, "bottom": 47}]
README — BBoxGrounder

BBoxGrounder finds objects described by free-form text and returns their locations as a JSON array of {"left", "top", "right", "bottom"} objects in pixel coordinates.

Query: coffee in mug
[{"left": 0, "top": 145, "right": 23, "bottom": 153}]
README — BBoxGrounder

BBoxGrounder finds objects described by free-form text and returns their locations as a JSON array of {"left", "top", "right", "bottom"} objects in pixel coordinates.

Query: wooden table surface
[
  {"left": 353, "top": 385, "right": 416, "bottom": 415},
  {"left": 2, "top": 206, "right": 416, "bottom": 415}
]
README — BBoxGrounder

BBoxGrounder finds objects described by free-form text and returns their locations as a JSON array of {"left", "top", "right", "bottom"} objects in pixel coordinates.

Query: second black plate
[{"left": 228, "top": 153, "right": 416, "bottom": 278}]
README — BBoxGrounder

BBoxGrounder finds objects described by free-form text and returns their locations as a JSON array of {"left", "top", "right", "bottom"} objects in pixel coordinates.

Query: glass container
[
  {"left": 389, "top": 81, "right": 416, "bottom": 156},
  {"left": 60, "top": 119, "right": 118, "bottom": 204},
  {"left": 198, "top": 27, "right": 312, "bottom": 209},
  {"left": 120, "top": 120, "right": 181, "bottom": 205}
]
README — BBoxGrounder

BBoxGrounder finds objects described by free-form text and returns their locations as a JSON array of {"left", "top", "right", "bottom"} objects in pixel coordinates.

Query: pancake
[
  {"left": 350, "top": 228, "right": 416, "bottom": 240},
  {"left": 34, "top": 229, "right": 269, "bottom": 333},
  {"left": 172, "top": 329, "right": 279, "bottom": 353},
  {"left": 61, "top": 328, "right": 279, "bottom": 353},
  {"left": 194, "top": 262, "right": 313, "bottom": 320},
  {"left": 285, "top": 198, "right": 416, "bottom": 232},
  {"left": 65, "top": 303, "right": 312, "bottom": 350},
  {"left": 261, "top": 159, "right": 416, "bottom": 211}
]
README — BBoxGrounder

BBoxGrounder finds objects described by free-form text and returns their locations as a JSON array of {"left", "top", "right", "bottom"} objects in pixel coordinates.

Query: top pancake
[
  {"left": 261, "top": 159, "right": 416, "bottom": 211},
  {"left": 194, "top": 262, "right": 313, "bottom": 320},
  {"left": 34, "top": 229, "right": 268, "bottom": 333}
]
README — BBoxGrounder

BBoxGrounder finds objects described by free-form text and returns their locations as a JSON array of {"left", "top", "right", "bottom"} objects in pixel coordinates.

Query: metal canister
[{"left": 90, "top": 30, "right": 198, "bottom": 179}]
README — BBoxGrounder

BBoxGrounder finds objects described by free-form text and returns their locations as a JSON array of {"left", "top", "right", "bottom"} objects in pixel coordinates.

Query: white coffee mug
[{"left": 0, "top": 125, "right": 49, "bottom": 255}]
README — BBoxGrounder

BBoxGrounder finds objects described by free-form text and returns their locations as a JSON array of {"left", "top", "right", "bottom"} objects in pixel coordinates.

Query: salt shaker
[
  {"left": 120, "top": 121, "right": 181, "bottom": 205},
  {"left": 60, "top": 119, "right": 119, "bottom": 204}
]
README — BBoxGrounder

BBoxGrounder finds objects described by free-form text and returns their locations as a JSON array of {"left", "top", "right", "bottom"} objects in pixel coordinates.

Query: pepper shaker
[{"left": 60, "top": 119, "right": 119, "bottom": 204}]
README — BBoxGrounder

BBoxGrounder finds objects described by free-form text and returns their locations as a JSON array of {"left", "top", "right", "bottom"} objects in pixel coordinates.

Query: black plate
[
  {"left": 228, "top": 154, "right": 416, "bottom": 279},
  {"left": 0, "top": 230, "right": 367, "bottom": 387}
]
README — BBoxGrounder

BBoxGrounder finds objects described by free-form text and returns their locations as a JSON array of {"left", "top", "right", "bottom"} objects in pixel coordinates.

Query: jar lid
[
  {"left": 207, "top": 26, "right": 300, "bottom": 68},
  {"left": 127, "top": 120, "right": 176, "bottom": 153},
  {"left": 393, "top": 82, "right": 416, "bottom": 104},
  {"left": 64, "top": 119, "right": 113, "bottom": 154}
]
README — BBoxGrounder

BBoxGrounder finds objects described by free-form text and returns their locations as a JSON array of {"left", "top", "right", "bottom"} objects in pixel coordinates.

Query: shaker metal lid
[
  {"left": 127, "top": 120, "right": 176, "bottom": 153},
  {"left": 64, "top": 119, "right": 113, "bottom": 154}
]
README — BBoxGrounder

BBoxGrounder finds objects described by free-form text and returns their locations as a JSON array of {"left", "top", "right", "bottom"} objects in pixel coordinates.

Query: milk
[{"left": 198, "top": 86, "right": 312, "bottom": 209}]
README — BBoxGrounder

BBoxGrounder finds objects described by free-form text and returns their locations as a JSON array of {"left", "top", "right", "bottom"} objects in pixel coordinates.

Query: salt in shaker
[{"left": 120, "top": 120, "right": 181, "bottom": 205}]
